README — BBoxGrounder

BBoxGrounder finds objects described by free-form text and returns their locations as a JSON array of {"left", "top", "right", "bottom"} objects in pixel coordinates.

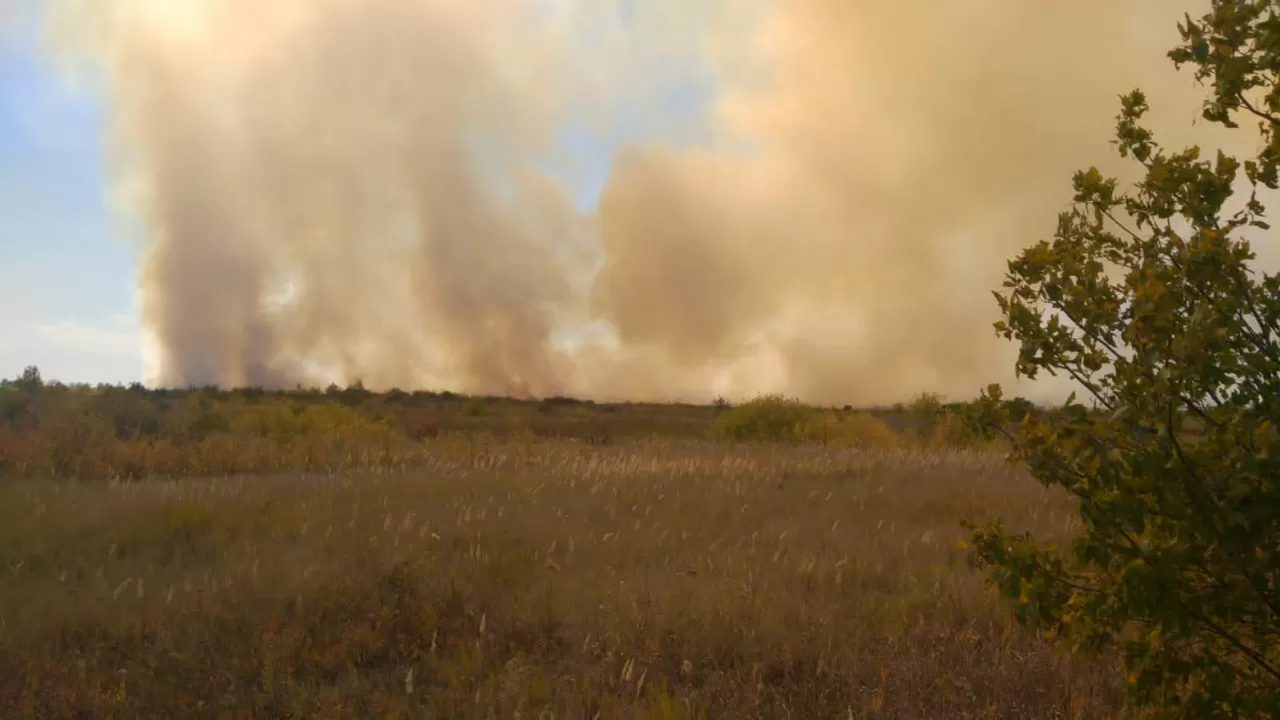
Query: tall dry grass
[{"left": 0, "top": 438, "right": 1124, "bottom": 718}]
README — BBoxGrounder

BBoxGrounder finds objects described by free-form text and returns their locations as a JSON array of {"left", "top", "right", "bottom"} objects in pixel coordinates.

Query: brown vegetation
[{"left": 0, "top": 378, "right": 1126, "bottom": 717}]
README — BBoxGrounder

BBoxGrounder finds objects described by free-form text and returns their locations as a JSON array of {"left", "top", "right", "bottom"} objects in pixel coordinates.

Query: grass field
[{"left": 0, "top": 430, "right": 1129, "bottom": 718}]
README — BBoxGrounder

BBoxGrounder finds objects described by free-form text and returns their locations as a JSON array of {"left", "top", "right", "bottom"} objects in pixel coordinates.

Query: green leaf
[{"left": 966, "top": 4, "right": 1280, "bottom": 715}]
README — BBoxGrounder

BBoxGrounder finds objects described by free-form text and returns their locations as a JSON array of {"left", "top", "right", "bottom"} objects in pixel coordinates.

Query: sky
[
  {"left": 0, "top": 0, "right": 691, "bottom": 387},
  {"left": 0, "top": 1, "right": 144, "bottom": 384}
]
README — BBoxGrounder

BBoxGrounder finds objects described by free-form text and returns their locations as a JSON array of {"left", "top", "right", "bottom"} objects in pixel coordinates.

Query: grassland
[{"left": 0, "top": 383, "right": 1129, "bottom": 718}]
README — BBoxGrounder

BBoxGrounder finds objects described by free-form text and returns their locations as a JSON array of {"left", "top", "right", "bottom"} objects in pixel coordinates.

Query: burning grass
[{"left": 0, "top": 439, "right": 1123, "bottom": 718}]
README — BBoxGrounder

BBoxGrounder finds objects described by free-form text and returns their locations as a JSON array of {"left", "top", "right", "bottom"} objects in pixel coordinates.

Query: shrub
[
  {"left": 825, "top": 411, "right": 903, "bottom": 449},
  {"left": 712, "top": 394, "right": 823, "bottom": 443},
  {"left": 401, "top": 411, "right": 441, "bottom": 441},
  {"left": 907, "top": 392, "right": 944, "bottom": 422},
  {"left": 964, "top": 5, "right": 1280, "bottom": 716},
  {"left": 927, "top": 412, "right": 987, "bottom": 450}
]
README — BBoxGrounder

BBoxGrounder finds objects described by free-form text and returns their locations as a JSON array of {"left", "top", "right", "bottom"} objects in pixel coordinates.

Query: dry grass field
[{"left": 0, "top": 433, "right": 1129, "bottom": 718}]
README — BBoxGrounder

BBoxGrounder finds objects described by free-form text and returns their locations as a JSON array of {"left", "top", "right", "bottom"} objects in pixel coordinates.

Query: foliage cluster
[
  {"left": 0, "top": 371, "right": 1015, "bottom": 481},
  {"left": 0, "top": 374, "right": 707, "bottom": 480},
  {"left": 712, "top": 393, "right": 998, "bottom": 450},
  {"left": 963, "top": 3, "right": 1280, "bottom": 717}
]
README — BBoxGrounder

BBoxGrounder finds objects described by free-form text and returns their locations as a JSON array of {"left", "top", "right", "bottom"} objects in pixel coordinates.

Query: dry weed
[{"left": 0, "top": 440, "right": 1122, "bottom": 718}]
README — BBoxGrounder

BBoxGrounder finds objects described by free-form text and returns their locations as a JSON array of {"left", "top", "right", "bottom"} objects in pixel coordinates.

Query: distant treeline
[{"left": 0, "top": 365, "right": 1046, "bottom": 481}]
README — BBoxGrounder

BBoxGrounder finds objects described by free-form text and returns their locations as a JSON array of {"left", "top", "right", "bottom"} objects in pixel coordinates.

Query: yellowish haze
[{"left": 47, "top": 0, "right": 1239, "bottom": 404}]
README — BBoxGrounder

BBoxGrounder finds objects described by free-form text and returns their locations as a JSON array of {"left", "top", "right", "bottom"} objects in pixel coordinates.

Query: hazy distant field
[{"left": 0, "top": 436, "right": 1124, "bottom": 718}]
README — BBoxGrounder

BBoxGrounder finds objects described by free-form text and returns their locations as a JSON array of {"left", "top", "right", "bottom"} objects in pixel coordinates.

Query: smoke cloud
[{"left": 45, "top": 0, "right": 1244, "bottom": 404}]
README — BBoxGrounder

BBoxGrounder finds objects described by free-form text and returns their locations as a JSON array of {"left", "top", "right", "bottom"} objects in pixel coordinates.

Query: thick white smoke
[{"left": 44, "top": 0, "right": 1250, "bottom": 404}]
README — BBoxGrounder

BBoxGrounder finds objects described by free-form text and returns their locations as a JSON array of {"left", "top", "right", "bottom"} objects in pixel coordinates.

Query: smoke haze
[{"left": 44, "top": 0, "right": 1247, "bottom": 404}]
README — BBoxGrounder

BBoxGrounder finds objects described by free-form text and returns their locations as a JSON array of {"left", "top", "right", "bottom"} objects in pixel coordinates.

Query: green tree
[
  {"left": 963, "top": 4, "right": 1280, "bottom": 717},
  {"left": 15, "top": 365, "right": 42, "bottom": 392},
  {"left": 0, "top": 385, "right": 28, "bottom": 426}
]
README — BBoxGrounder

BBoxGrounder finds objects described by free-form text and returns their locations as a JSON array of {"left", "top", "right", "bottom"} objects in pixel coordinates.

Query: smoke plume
[{"left": 46, "top": 0, "right": 1243, "bottom": 404}]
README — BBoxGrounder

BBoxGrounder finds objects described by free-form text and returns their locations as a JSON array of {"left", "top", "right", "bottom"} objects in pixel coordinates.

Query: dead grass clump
[{"left": 0, "top": 440, "right": 1123, "bottom": 717}]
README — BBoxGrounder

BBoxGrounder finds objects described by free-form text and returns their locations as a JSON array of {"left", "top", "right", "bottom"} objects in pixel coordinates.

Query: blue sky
[
  {"left": 0, "top": 3, "right": 717, "bottom": 386},
  {"left": 0, "top": 5, "right": 144, "bottom": 385}
]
